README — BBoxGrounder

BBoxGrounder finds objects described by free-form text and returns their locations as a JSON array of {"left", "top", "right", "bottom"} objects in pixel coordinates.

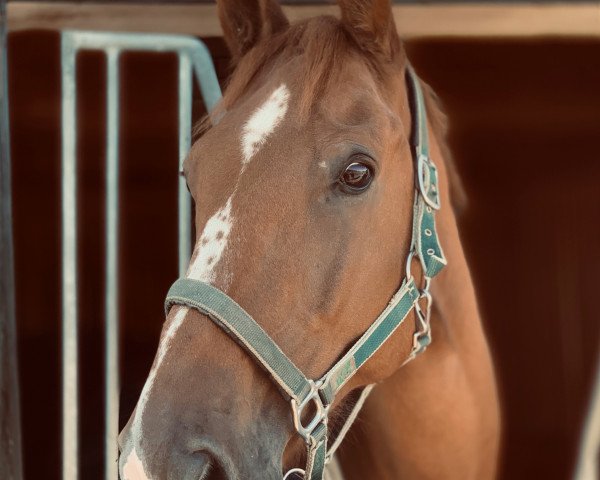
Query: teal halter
[{"left": 164, "top": 67, "right": 446, "bottom": 480}]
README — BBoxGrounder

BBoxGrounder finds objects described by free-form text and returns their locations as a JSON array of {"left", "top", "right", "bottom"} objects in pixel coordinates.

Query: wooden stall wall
[
  {"left": 407, "top": 39, "right": 600, "bottom": 479},
  {"left": 8, "top": 30, "right": 600, "bottom": 479}
]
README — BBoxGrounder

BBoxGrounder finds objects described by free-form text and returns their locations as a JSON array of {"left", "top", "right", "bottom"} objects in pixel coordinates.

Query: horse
[{"left": 118, "top": 1, "right": 500, "bottom": 478}]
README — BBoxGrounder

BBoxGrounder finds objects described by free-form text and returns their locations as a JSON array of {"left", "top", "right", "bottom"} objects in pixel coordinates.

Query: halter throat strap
[{"left": 164, "top": 66, "right": 446, "bottom": 480}]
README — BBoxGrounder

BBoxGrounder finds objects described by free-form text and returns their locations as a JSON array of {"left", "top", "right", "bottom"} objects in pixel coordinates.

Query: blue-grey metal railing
[
  {"left": 60, "top": 30, "right": 222, "bottom": 480},
  {"left": 0, "top": 0, "right": 24, "bottom": 477},
  {"left": 574, "top": 353, "right": 600, "bottom": 480}
]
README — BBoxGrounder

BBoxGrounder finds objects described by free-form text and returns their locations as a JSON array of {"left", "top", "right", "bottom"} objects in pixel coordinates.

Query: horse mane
[{"left": 198, "top": 14, "right": 466, "bottom": 212}]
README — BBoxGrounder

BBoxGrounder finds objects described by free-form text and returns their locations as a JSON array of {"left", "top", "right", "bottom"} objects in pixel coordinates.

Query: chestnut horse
[{"left": 119, "top": 1, "right": 500, "bottom": 479}]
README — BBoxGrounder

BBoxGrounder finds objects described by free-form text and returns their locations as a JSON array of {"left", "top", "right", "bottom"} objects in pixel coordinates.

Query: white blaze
[
  {"left": 122, "top": 448, "right": 151, "bottom": 480},
  {"left": 241, "top": 84, "right": 290, "bottom": 169},
  {"left": 125, "top": 84, "right": 290, "bottom": 476},
  {"left": 129, "top": 307, "right": 189, "bottom": 459},
  {"left": 187, "top": 197, "right": 233, "bottom": 284}
]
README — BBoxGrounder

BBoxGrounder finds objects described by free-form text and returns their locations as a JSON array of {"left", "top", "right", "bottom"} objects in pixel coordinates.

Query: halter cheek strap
[{"left": 164, "top": 66, "right": 446, "bottom": 480}]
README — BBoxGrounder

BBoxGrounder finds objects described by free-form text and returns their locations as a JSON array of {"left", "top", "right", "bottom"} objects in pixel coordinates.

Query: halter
[{"left": 164, "top": 67, "right": 446, "bottom": 480}]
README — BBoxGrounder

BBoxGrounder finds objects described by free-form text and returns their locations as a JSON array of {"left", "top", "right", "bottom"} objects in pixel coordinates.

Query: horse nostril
[
  {"left": 187, "top": 451, "right": 213, "bottom": 480},
  {"left": 194, "top": 450, "right": 230, "bottom": 480}
]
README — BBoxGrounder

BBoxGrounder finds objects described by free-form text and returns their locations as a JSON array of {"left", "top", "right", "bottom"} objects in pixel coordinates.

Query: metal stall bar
[
  {"left": 178, "top": 53, "right": 193, "bottom": 275},
  {"left": 0, "top": 0, "right": 24, "bottom": 478},
  {"left": 574, "top": 353, "right": 600, "bottom": 480},
  {"left": 61, "top": 31, "right": 78, "bottom": 480},
  {"left": 104, "top": 48, "right": 121, "bottom": 480},
  {"left": 60, "top": 30, "right": 221, "bottom": 480}
]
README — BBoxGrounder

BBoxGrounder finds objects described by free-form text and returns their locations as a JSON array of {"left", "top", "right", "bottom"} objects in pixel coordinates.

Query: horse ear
[
  {"left": 337, "top": 0, "right": 401, "bottom": 61},
  {"left": 217, "top": 0, "right": 289, "bottom": 62}
]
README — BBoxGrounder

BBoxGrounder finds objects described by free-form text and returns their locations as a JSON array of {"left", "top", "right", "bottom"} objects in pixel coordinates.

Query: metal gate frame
[
  {"left": 574, "top": 359, "right": 600, "bottom": 480},
  {"left": 60, "top": 30, "right": 221, "bottom": 480},
  {"left": 0, "top": 0, "right": 24, "bottom": 476}
]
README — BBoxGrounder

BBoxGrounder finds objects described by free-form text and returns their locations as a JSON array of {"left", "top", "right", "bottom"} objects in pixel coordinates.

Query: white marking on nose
[
  {"left": 143, "top": 307, "right": 188, "bottom": 400},
  {"left": 128, "top": 308, "right": 189, "bottom": 455},
  {"left": 187, "top": 196, "right": 233, "bottom": 285},
  {"left": 126, "top": 84, "right": 292, "bottom": 469},
  {"left": 241, "top": 84, "right": 290, "bottom": 169},
  {"left": 123, "top": 448, "right": 151, "bottom": 480}
]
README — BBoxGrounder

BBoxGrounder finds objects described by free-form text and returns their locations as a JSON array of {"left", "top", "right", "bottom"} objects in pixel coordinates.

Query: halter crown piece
[{"left": 164, "top": 67, "right": 446, "bottom": 480}]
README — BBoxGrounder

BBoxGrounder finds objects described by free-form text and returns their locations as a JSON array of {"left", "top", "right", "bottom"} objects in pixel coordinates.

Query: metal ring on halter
[
  {"left": 291, "top": 380, "right": 328, "bottom": 444},
  {"left": 406, "top": 250, "right": 433, "bottom": 295},
  {"left": 414, "top": 301, "right": 428, "bottom": 334},
  {"left": 422, "top": 276, "right": 432, "bottom": 294},
  {"left": 417, "top": 154, "right": 441, "bottom": 210},
  {"left": 283, "top": 468, "right": 305, "bottom": 480},
  {"left": 417, "top": 288, "right": 433, "bottom": 321},
  {"left": 405, "top": 249, "right": 416, "bottom": 280}
]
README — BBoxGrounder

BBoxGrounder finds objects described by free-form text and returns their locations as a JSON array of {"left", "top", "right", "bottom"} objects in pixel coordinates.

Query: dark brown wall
[
  {"left": 8, "top": 30, "right": 600, "bottom": 479},
  {"left": 407, "top": 39, "right": 600, "bottom": 479}
]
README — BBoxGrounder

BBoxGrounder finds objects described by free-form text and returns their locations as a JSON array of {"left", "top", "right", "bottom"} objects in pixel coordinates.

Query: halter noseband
[{"left": 164, "top": 67, "right": 446, "bottom": 480}]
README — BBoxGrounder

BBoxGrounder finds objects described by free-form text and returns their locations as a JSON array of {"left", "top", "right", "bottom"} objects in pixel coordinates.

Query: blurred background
[{"left": 2, "top": 1, "right": 599, "bottom": 479}]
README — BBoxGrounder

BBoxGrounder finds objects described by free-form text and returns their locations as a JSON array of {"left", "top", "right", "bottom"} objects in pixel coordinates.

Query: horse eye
[{"left": 339, "top": 159, "right": 374, "bottom": 193}]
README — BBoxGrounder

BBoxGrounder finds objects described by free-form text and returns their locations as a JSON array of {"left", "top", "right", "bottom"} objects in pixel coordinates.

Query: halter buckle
[
  {"left": 291, "top": 380, "right": 329, "bottom": 444},
  {"left": 417, "top": 154, "right": 441, "bottom": 210},
  {"left": 413, "top": 289, "right": 433, "bottom": 352}
]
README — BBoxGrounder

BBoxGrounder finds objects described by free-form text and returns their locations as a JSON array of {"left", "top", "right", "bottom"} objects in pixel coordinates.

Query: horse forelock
[{"left": 196, "top": 15, "right": 407, "bottom": 137}]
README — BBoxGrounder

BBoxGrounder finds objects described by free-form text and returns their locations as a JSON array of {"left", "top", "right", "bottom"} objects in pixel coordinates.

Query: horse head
[{"left": 118, "top": 1, "right": 442, "bottom": 478}]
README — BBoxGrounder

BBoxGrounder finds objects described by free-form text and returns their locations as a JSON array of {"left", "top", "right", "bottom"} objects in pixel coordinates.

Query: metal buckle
[
  {"left": 405, "top": 249, "right": 416, "bottom": 281},
  {"left": 402, "top": 284, "right": 433, "bottom": 367},
  {"left": 412, "top": 289, "right": 432, "bottom": 351},
  {"left": 405, "top": 250, "right": 432, "bottom": 294},
  {"left": 291, "top": 380, "right": 328, "bottom": 444},
  {"left": 417, "top": 154, "right": 441, "bottom": 211}
]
